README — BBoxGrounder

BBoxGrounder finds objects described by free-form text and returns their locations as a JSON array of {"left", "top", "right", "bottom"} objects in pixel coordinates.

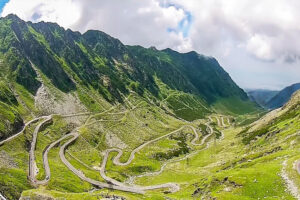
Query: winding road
[
  {"left": 0, "top": 117, "right": 44, "bottom": 146},
  {"left": 28, "top": 115, "right": 53, "bottom": 185},
  {"left": 0, "top": 112, "right": 92, "bottom": 146},
  {"left": 40, "top": 132, "right": 79, "bottom": 184},
  {"left": 221, "top": 116, "right": 227, "bottom": 127},
  {"left": 59, "top": 132, "right": 145, "bottom": 194},
  {"left": 0, "top": 112, "right": 94, "bottom": 186},
  {"left": 126, "top": 119, "right": 216, "bottom": 185},
  {"left": 0, "top": 105, "right": 231, "bottom": 195},
  {"left": 57, "top": 122, "right": 212, "bottom": 194},
  {"left": 214, "top": 116, "right": 222, "bottom": 127},
  {"left": 99, "top": 127, "right": 192, "bottom": 193}
]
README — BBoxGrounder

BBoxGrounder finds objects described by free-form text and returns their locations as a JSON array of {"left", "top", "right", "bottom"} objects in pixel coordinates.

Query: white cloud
[
  {"left": 246, "top": 34, "right": 274, "bottom": 61},
  {"left": 2, "top": 0, "right": 81, "bottom": 28},
  {"left": 2, "top": 0, "right": 300, "bottom": 89}
]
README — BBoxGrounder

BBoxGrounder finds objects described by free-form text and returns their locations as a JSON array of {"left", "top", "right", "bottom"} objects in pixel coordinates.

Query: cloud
[
  {"left": 2, "top": 0, "right": 192, "bottom": 51},
  {"left": 169, "top": 0, "right": 300, "bottom": 63},
  {"left": 4, "top": 0, "right": 300, "bottom": 62},
  {"left": 2, "top": 0, "right": 81, "bottom": 28},
  {"left": 2, "top": 0, "right": 300, "bottom": 89}
]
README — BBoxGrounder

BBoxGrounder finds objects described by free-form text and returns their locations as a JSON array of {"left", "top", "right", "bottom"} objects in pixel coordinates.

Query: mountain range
[
  {"left": 247, "top": 83, "right": 300, "bottom": 110},
  {"left": 0, "top": 14, "right": 258, "bottom": 141},
  {"left": 266, "top": 83, "right": 300, "bottom": 109}
]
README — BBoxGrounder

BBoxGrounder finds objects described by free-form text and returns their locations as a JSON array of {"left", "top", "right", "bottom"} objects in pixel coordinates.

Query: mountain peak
[{"left": 3, "top": 13, "right": 21, "bottom": 21}]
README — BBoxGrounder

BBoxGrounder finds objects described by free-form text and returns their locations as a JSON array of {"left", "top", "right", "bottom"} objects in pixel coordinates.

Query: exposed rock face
[{"left": 35, "top": 84, "right": 86, "bottom": 115}]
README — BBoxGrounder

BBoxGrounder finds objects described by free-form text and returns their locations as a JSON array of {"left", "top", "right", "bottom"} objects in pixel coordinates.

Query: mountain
[
  {"left": 246, "top": 89, "right": 278, "bottom": 108},
  {"left": 265, "top": 83, "right": 300, "bottom": 109},
  {"left": 1, "top": 15, "right": 300, "bottom": 200},
  {"left": 0, "top": 14, "right": 258, "bottom": 140},
  {"left": 0, "top": 15, "right": 263, "bottom": 200}
]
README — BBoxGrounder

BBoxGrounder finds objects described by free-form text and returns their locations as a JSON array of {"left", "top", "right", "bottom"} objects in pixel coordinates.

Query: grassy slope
[
  {"left": 16, "top": 109, "right": 300, "bottom": 199},
  {"left": 2, "top": 15, "right": 292, "bottom": 200},
  {"left": 0, "top": 87, "right": 298, "bottom": 200}
]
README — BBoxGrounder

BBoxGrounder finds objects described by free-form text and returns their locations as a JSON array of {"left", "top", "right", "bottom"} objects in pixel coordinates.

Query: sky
[{"left": 1, "top": 0, "right": 300, "bottom": 90}]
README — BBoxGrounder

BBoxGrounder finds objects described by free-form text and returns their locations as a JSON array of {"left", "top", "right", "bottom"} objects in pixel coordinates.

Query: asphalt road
[
  {"left": 0, "top": 108, "right": 232, "bottom": 195},
  {"left": 0, "top": 117, "right": 45, "bottom": 146},
  {"left": 221, "top": 116, "right": 227, "bottom": 127},
  {"left": 126, "top": 118, "right": 216, "bottom": 185},
  {"left": 100, "top": 122, "right": 216, "bottom": 192},
  {"left": 59, "top": 131, "right": 145, "bottom": 194},
  {"left": 28, "top": 116, "right": 52, "bottom": 185}
]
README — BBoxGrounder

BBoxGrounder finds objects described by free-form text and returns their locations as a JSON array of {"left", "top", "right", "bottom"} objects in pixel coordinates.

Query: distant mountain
[
  {"left": 246, "top": 89, "right": 278, "bottom": 108},
  {"left": 265, "top": 83, "right": 300, "bottom": 109}
]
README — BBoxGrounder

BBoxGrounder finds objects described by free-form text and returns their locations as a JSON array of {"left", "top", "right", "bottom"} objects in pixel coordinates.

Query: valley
[{"left": 0, "top": 14, "right": 300, "bottom": 200}]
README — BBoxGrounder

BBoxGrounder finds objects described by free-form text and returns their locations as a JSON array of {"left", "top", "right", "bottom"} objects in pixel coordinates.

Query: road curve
[
  {"left": 100, "top": 123, "right": 215, "bottom": 192},
  {"left": 100, "top": 148, "right": 179, "bottom": 193},
  {"left": 40, "top": 133, "right": 78, "bottom": 185},
  {"left": 221, "top": 116, "right": 226, "bottom": 127},
  {"left": 126, "top": 119, "right": 215, "bottom": 185},
  {"left": 0, "top": 112, "right": 93, "bottom": 146},
  {"left": 29, "top": 116, "right": 53, "bottom": 185},
  {"left": 110, "top": 127, "right": 186, "bottom": 166},
  {"left": 214, "top": 116, "right": 221, "bottom": 127},
  {"left": 227, "top": 117, "right": 231, "bottom": 125},
  {"left": 0, "top": 117, "right": 44, "bottom": 146},
  {"left": 98, "top": 127, "right": 189, "bottom": 193},
  {"left": 59, "top": 132, "right": 145, "bottom": 194}
]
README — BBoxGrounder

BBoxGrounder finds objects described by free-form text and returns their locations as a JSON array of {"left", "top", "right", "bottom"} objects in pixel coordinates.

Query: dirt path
[{"left": 281, "top": 160, "right": 300, "bottom": 200}]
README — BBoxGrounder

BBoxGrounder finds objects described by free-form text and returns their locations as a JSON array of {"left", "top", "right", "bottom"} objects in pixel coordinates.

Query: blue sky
[
  {"left": 0, "top": 0, "right": 9, "bottom": 14},
  {"left": 167, "top": 10, "right": 192, "bottom": 38},
  {"left": 162, "top": 2, "right": 193, "bottom": 38}
]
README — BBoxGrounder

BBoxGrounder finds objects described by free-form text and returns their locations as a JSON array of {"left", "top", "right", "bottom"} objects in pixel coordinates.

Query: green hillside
[
  {"left": 5, "top": 14, "right": 300, "bottom": 200},
  {"left": 0, "top": 14, "right": 257, "bottom": 125}
]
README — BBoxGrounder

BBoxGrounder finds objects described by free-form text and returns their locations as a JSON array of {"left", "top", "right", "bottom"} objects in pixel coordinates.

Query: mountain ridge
[
  {"left": 265, "top": 82, "right": 300, "bottom": 109},
  {"left": 246, "top": 89, "right": 279, "bottom": 108},
  {"left": 0, "top": 14, "right": 257, "bottom": 117}
]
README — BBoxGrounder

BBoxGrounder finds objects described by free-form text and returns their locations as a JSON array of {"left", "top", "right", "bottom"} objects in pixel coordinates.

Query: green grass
[
  {"left": 213, "top": 96, "right": 261, "bottom": 115},
  {"left": 1, "top": 90, "right": 300, "bottom": 200}
]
